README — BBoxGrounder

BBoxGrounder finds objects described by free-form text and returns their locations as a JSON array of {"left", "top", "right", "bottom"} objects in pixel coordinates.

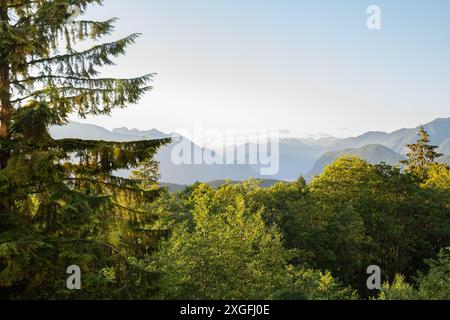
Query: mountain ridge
[{"left": 50, "top": 117, "right": 450, "bottom": 184}]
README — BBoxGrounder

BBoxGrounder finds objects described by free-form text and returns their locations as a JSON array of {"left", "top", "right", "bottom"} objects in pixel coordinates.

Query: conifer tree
[
  {"left": 0, "top": 0, "right": 169, "bottom": 298},
  {"left": 401, "top": 127, "right": 442, "bottom": 181}
]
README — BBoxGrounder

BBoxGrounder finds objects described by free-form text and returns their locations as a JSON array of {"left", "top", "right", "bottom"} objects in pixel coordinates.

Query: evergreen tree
[
  {"left": 401, "top": 126, "right": 442, "bottom": 181},
  {"left": 0, "top": 0, "right": 169, "bottom": 298}
]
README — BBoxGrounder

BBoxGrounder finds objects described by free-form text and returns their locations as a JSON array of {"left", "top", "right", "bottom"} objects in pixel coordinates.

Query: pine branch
[
  {"left": 56, "top": 138, "right": 170, "bottom": 173},
  {"left": 12, "top": 74, "right": 154, "bottom": 85},
  {"left": 11, "top": 79, "right": 153, "bottom": 103},
  {"left": 27, "top": 33, "right": 141, "bottom": 66}
]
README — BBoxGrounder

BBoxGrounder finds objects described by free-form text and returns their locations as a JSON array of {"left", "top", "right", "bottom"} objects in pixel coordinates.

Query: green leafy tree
[
  {"left": 423, "top": 163, "right": 450, "bottom": 191},
  {"left": 156, "top": 184, "right": 289, "bottom": 300},
  {"left": 307, "top": 157, "right": 449, "bottom": 294},
  {"left": 0, "top": 0, "right": 169, "bottom": 299},
  {"left": 416, "top": 247, "right": 450, "bottom": 300},
  {"left": 249, "top": 179, "right": 310, "bottom": 251},
  {"left": 277, "top": 267, "right": 358, "bottom": 300},
  {"left": 401, "top": 127, "right": 443, "bottom": 181},
  {"left": 377, "top": 275, "right": 419, "bottom": 300},
  {"left": 379, "top": 247, "right": 450, "bottom": 300},
  {"left": 155, "top": 183, "right": 355, "bottom": 300}
]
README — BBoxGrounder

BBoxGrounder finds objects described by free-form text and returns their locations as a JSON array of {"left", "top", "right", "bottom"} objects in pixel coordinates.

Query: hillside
[
  {"left": 307, "top": 145, "right": 406, "bottom": 179},
  {"left": 321, "top": 118, "right": 450, "bottom": 155}
]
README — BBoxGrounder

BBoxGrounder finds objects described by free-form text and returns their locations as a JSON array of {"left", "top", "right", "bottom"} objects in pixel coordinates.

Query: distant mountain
[
  {"left": 111, "top": 127, "right": 170, "bottom": 140},
  {"left": 321, "top": 118, "right": 450, "bottom": 155},
  {"left": 159, "top": 182, "right": 187, "bottom": 193},
  {"left": 50, "top": 122, "right": 172, "bottom": 142},
  {"left": 235, "top": 139, "right": 326, "bottom": 181},
  {"left": 50, "top": 121, "right": 264, "bottom": 185},
  {"left": 50, "top": 121, "right": 135, "bottom": 142},
  {"left": 155, "top": 138, "right": 265, "bottom": 185},
  {"left": 307, "top": 145, "right": 406, "bottom": 179},
  {"left": 50, "top": 117, "right": 450, "bottom": 184}
]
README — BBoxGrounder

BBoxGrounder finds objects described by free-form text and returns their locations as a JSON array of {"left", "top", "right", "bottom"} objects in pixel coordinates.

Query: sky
[{"left": 71, "top": 0, "right": 450, "bottom": 141}]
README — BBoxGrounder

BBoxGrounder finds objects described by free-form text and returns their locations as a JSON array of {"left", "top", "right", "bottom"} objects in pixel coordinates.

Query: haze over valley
[{"left": 51, "top": 117, "right": 450, "bottom": 186}]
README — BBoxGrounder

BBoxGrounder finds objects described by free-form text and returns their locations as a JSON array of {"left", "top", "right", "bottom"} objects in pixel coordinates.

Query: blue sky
[{"left": 73, "top": 0, "right": 450, "bottom": 140}]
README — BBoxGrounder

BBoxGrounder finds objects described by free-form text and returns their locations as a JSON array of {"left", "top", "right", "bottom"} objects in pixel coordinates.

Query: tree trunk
[
  {"left": 0, "top": 0, "right": 11, "bottom": 170},
  {"left": 0, "top": 65, "right": 11, "bottom": 170},
  {"left": 0, "top": 0, "right": 11, "bottom": 217}
]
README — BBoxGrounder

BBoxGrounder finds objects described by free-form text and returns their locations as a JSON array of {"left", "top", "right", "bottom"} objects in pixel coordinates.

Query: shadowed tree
[{"left": 0, "top": 0, "right": 169, "bottom": 298}]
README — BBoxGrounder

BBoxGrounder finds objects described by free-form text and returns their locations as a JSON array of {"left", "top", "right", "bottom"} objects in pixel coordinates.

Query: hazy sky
[{"left": 72, "top": 0, "right": 450, "bottom": 140}]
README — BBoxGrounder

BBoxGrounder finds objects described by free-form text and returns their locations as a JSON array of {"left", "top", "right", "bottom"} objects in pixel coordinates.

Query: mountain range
[{"left": 50, "top": 117, "right": 450, "bottom": 185}]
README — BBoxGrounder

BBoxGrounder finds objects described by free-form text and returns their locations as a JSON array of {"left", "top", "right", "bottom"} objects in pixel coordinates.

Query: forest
[{"left": 0, "top": 1, "right": 449, "bottom": 300}]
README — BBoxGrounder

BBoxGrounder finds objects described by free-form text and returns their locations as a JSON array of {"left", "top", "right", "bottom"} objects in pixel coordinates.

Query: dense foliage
[{"left": 143, "top": 154, "right": 449, "bottom": 300}]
